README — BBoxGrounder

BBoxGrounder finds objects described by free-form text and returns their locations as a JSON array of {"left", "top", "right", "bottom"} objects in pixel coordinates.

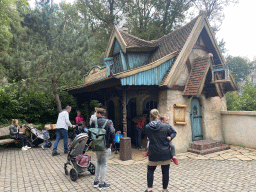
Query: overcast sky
[{"left": 29, "top": 0, "right": 256, "bottom": 61}]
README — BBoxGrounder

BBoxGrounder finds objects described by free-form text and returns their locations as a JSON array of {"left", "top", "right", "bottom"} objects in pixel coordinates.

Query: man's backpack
[{"left": 89, "top": 119, "right": 108, "bottom": 151}]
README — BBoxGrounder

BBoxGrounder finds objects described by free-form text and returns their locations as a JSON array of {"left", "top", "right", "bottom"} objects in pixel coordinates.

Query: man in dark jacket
[{"left": 90, "top": 108, "right": 115, "bottom": 190}]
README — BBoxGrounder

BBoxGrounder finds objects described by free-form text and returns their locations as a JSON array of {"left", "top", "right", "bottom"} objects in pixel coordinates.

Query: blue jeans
[
  {"left": 135, "top": 126, "right": 142, "bottom": 149},
  {"left": 43, "top": 140, "right": 49, "bottom": 148},
  {"left": 53, "top": 128, "right": 68, "bottom": 153}
]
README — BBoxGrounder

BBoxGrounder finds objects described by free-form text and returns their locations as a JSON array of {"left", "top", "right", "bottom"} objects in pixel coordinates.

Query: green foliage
[
  {"left": 226, "top": 81, "right": 256, "bottom": 111},
  {"left": 0, "top": 83, "right": 78, "bottom": 125},
  {"left": 226, "top": 56, "right": 253, "bottom": 83}
]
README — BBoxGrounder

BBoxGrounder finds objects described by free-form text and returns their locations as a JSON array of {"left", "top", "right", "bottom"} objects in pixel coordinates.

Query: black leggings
[
  {"left": 16, "top": 134, "right": 28, "bottom": 147},
  {"left": 147, "top": 164, "right": 170, "bottom": 189}
]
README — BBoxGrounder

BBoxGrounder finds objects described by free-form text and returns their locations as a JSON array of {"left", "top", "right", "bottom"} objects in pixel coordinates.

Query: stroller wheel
[
  {"left": 70, "top": 168, "right": 78, "bottom": 181},
  {"left": 88, "top": 163, "right": 95, "bottom": 175}
]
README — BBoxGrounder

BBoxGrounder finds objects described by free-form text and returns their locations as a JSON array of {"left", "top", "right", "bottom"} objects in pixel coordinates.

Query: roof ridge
[{"left": 154, "top": 15, "right": 200, "bottom": 43}]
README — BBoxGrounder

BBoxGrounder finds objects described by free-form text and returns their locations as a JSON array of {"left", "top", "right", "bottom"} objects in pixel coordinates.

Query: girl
[{"left": 9, "top": 119, "right": 31, "bottom": 151}]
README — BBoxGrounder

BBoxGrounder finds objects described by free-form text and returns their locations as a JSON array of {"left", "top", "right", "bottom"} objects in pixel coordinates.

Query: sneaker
[
  {"left": 64, "top": 151, "right": 68, "bottom": 154},
  {"left": 22, "top": 147, "right": 28, "bottom": 151},
  {"left": 42, "top": 145, "right": 45, "bottom": 150},
  {"left": 94, "top": 181, "right": 99, "bottom": 188},
  {"left": 52, "top": 152, "right": 60, "bottom": 156},
  {"left": 24, "top": 145, "right": 31, "bottom": 149},
  {"left": 172, "top": 157, "right": 178, "bottom": 165},
  {"left": 98, "top": 182, "right": 110, "bottom": 190},
  {"left": 144, "top": 150, "right": 149, "bottom": 157}
]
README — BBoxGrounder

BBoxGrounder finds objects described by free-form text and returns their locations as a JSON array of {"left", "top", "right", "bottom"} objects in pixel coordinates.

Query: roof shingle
[
  {"left": 119, "top": 31, "right": 157, "bottom": 48},
  {"left": 184, "top": 57, "right": 210, "bottom": 96}
]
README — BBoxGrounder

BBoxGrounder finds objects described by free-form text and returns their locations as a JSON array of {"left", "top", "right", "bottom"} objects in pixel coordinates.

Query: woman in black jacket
[
  {"left": 9, "top": 119, "right": 31, "bottom": 151},
  {"left": 144, "top": 109, "right": 177, "bottom": 192}
]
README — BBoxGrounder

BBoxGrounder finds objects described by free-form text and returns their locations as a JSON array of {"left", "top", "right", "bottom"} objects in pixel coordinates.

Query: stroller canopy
[{"left": 69, "top": 133, "right": 89, "bottom": 158}]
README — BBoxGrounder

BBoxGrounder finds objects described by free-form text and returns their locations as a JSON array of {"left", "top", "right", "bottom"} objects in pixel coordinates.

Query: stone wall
[
  {"left": 200, "top": 95, "right": 226, "bottom": 142},
  {"left": 159, "top": 90, "right": 192, "bottom": 153},
  {"left": 221, "top": 111, "right": 256, "bottom": 149},
  {"left": 159, "top": 89, "right": 227, "bottom": 153}
]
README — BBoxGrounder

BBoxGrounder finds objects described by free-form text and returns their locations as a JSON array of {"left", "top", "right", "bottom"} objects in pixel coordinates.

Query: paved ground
[{"left": 1, "top": 141, "right": 256, "bottom": 192}]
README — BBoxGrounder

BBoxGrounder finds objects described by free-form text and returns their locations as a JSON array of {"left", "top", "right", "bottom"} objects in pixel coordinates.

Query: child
[
  {"left": 144, "top": 114, "right": 178, "bottom": 165},
  {"left": 75, "top": 110, "right": 85, "bottom": 126},
  {"left": 160, "top": 114, "right": 178, "bottom": 165},
  {"left": 114, "top": 131, "right": 122, "bottom": 154},
  {"left": 42, "top": 126, "right": 50, "bottom": 149}
]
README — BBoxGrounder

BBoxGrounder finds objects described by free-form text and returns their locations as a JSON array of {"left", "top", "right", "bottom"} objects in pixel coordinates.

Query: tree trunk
[{"left": 52, "top": 79, "right": 62, "bottom": 113}]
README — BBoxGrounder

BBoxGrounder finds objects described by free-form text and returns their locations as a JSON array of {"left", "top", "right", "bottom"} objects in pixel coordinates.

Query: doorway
[
  {"left": 127, "top": 98, "right": 137, "bottom": 143},
  {"left": 107, "top": 100, "right": 115, "bottom": 125},
  {"left": 190, "top": 97, "right": 203, "bottom": 141},
  {"left": 143, "top": 98, "right": 157, "bottom": 125}
]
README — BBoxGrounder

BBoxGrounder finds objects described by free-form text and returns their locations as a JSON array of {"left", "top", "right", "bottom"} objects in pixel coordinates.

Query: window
[{"left": 113, "top": 54, "right": 122, "bottom": 74}]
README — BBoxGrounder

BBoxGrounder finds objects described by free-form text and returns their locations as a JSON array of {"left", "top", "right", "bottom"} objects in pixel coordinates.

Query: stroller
[
  {"left": 24, "top": 124, "right": 52, "bottom": 148},
  {"left": 64, "top": 133, "right": 95, "bottom": 182}
]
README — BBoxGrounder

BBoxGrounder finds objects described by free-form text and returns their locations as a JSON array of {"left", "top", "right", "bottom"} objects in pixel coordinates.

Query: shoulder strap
[
  {"left": 95, "top": 119, "right": 98, "bottom": 128},
  {"left": 101, "top": 119, "right": 109, "bottom": 130}
]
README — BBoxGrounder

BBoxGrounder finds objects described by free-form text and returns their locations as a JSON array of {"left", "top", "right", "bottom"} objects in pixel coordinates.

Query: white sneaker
[
  {"left": 22, "top": 147, "right": 28, "bottom": 151},
  {"left": 42, "top": 145, "right": 45, "bottom": 150},
  {"left": 24, "top": 145, "right": 31, "bottom": 149}
]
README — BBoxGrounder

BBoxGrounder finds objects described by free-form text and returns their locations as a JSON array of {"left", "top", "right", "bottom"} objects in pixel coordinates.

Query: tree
[
  {"left": 0, "top": 0, "right": 26, "bottom": 53},
  {"left": 0, "top": 0, "right": 28, "bottom": 82},
  {"left": 123, "top": 0, "right": 191, "bottom": 40},
  {"left": 226, "top": 56, "right": 253, "bottom": 83},
  {"left": 188, "top": 0, "right": 238, "bottom": 32},
  {"left": 20, "top": 1, "right": 91, "bottom": 112},
  {"left": 226, "top": 81, "right": 256, "bottom": 111}
]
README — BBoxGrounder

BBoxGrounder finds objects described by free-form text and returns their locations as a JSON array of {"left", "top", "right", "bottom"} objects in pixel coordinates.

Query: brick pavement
[{"left": 0, "top": 142, "right": 256, "bottom": 192}]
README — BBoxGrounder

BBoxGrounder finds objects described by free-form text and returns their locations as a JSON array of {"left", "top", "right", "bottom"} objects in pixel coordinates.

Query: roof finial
[{"left": 122, "top": 25, "right": 128, "bottom": 33}]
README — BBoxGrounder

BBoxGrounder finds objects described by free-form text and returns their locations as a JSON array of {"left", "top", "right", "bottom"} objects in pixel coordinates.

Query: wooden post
[
  {"left": 122, "top": 90, "right": 127, "bottom": 137},
  {"left": 119, "top": 89, "right": 132, "bottom": 161},
  {"left": 86, "top": 101, "right": 90, "bottom": 126}
]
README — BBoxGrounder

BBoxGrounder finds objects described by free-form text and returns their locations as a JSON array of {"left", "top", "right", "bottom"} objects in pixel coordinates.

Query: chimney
[{"left": 122, "top": 25, "right": 128, "bottom": 33}]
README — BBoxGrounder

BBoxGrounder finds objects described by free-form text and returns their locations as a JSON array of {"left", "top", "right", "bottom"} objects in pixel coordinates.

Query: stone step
[
  {"left": 189, "top": 139, "right": 223, "bottom": 151},
  {"left": 187, "top": 144, "right": 230, "bottom": 155}
]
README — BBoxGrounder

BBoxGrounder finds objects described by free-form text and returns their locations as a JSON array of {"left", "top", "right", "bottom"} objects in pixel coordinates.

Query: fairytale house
[{"left": 66, "top": 13, "right": 237, "bottom": 158}]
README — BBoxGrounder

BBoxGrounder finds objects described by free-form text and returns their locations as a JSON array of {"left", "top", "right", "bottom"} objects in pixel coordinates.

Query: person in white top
[
  {"left": 90, "top": 107, "right": 98, "bottom": 126},
  {"left": 52, "top": 106, "right": 76, "bottom": 156}
]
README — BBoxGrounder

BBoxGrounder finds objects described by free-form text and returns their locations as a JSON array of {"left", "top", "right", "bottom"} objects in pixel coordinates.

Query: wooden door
[{"left": 190, "top": 97, "right": 203, "bottom": 141}]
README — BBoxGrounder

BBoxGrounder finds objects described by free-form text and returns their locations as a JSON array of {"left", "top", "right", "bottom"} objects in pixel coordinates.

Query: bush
[
  {"left": 226, "top": 81, "right": 256, "bottom": 111},
  {"left": 0, "top": 85, "right": 78, "bottom": 125}
]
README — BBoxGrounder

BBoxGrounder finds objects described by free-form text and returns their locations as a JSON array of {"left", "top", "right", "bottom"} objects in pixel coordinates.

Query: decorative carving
[{"left": 84, "top": 66, "right": 107, "bottom": 84}]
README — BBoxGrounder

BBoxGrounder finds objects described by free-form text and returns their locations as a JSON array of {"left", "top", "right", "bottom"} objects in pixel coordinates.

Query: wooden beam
[
  {"left": 165, "top": 15, "right": 205, "bottom": 88},
  {"left": 114, "top": 51, "right": 178, "bottom": 79},
  {"left": 203, "top": 18, "right": 226, "bottom": 66},
  {"left": 197, "top": 63, "right": 211, "bottom": 97},
  {"left": 170, "top": 85, "right": 185, "bottom": 91},
  {"left": 186, "top": 59, "right": 192, "bottom": 73}
]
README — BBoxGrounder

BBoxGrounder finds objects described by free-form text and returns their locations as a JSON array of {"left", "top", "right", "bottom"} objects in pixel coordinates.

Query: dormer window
[{"left": 211, "top": 66, "right": 230, "bottom": 83}]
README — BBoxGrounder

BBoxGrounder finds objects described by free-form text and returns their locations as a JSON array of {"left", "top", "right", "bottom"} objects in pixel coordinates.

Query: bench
[{"left": 0, "top": 126, "right": 18, "bottom": 145}]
